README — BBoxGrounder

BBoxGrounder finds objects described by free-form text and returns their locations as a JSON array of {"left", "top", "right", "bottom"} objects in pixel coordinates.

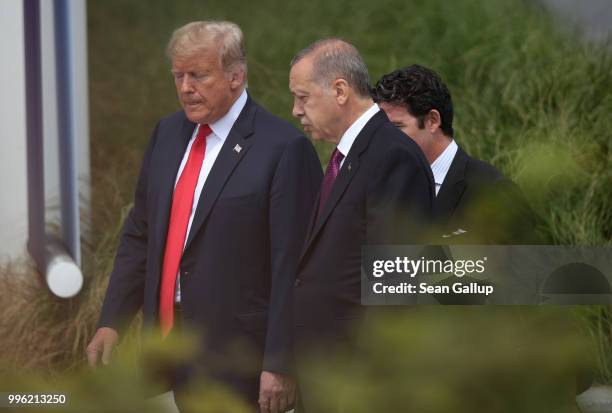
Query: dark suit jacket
[
  {"left": 98, "top": 95, "right": 322, "bottom": 401},
  {"left": 293, "top": 110, "right": 434, "bottom": 348},
  {"left": 433, "top": 146, "right": 536, "bottom": 243},
  {"left": 292, "top": 111, "right": 433, "bottom": 413}
]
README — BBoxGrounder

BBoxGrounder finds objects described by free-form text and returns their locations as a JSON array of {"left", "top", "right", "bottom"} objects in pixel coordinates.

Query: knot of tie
[{"left": 196, "top": 124, "right": 212, "bottom": 141}]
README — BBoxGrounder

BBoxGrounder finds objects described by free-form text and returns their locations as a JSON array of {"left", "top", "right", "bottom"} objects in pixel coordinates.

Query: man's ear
[
  {"left": 332, "top": 78, "right": 350, "bottom": 105},
  {"left": 426, "top": 109, "right": 442, "bottom": 133},
  {"left": 228, "top": 66, "right": 246, "bottom": 90}
]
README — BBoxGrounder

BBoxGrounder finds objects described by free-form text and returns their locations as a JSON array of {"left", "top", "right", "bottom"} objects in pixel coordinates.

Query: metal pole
[
  {"left": 24, "top": 0, "right": 83, "bottom": 298},
  {"left": 23, "top": 0, "right": 46, "bottom": 272},
  {"left": 54, "top": 0, "right": 81, "bottom": 266}
]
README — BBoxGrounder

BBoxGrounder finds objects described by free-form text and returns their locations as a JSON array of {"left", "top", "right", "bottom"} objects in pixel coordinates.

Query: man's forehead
[
  {"left": 290, "top": 62, "right": 316, "bottom": 89},
  {"left": 290, "top": 78, "right": 317, "bottom": 96},
  {"left": 380, "top": 101, "right": 407, "bottom": 112},
  {"left": 172, "top": 50, "right": 218, "bottom": 69},
  {"left": 172, "top": 56, "right": 201, "bottom": 69}
]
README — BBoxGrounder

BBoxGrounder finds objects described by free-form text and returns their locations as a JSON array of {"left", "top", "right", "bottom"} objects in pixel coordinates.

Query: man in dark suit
[
  {"left": 86, "top": 21, "right": 322, "bottom": 412},
  {"left": 289, "top": 39, "right": 434, "bottom": 412},
  {"left": 372, "top": 64, "right": 535, "bottom": 243}
]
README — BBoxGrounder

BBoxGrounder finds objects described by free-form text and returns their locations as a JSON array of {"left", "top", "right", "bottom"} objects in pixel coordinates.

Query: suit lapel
[
  {"left": 310, "top": 156, "right": 361, "bottom": 240},
  {"left": 299, "top": 111, "right": 385, "bottom": 264},
  {"left": 434, "top": 146, "right": 468, "bottom": 219},
  {"left": 183, "top": 97, "right": 256, "bottom": 251}
]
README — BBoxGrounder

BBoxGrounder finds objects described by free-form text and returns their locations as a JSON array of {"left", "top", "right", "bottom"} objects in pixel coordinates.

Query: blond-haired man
[{"left": 87, "top": 21, "right": 322, "bottom": 412}]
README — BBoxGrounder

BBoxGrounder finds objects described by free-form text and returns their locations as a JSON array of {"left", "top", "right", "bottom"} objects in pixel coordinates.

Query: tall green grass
[
  {"left": 0, "top": 0, "right": 610, "bottom": 408},
  {"left": 89, "top": 0, "right": 611, "bottom": 246}
]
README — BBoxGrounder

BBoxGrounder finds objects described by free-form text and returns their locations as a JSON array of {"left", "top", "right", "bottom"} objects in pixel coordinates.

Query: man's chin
[
  {"left": 304, "top": 130, "right": 322, "bottom": 141},
  {"left": 184, "top": 110, "right": 208, "bottom": 125},
  {"left": 309, "top": 133, "right": 333, "bottom": 143}
]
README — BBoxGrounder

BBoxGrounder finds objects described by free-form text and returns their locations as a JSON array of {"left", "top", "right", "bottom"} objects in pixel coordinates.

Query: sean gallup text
[{"left": 372, "top": 281, "right": 494, "bottom": 296}]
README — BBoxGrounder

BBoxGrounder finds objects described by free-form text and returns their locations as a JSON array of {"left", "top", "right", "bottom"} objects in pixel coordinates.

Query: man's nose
[
  {"left": 292, "top": 102, "right": 303, "bottom": 118},
  {"left": 179, "top": 74, "right": 194, "bottom": 93}
]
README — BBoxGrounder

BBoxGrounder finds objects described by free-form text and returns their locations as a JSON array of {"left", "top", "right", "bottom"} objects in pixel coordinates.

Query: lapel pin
[
  {"left": 233, "top": 144, "right": 242, "bottom": 154},
  {"left": 347, "top": 162, "right": 352, "bottom": 172}
]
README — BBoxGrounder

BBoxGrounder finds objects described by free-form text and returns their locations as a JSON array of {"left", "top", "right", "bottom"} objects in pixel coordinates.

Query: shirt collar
[
  {"left": 430, "top": 139, "right": 458, "bottom": 186},
  {"left": 336, "top": 104, "right": 380, "bottom": 157},
  {"left": 204, "top": 88, "right": 248, "bottom": 142}
]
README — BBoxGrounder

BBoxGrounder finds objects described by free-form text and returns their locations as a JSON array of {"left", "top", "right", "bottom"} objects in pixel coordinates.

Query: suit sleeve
[
  {"left": 366, "top": 145, "right": 434, "bottom": 245},
  {"left": 97, "top": 123, "right": 159, "bottom": 334},
  {"left": 264, "top": 135, "right": 322, "bottom": 374}
]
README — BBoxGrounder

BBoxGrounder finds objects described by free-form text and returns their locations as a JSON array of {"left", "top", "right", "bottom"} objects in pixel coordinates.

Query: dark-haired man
[{"left": 372, "top": 64, "right": 535, "bottom": 243}]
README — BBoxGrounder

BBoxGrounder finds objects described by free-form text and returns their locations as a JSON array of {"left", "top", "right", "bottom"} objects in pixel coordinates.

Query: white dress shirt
[
  {"left": 336, "top": 104, "right": 380, "bottom": 167},
  {"left": 174, "top": 89, "right": 248, "bottom": 302},
  {"left": 430, "top": 139, "right": 458, "bottom": 196}
]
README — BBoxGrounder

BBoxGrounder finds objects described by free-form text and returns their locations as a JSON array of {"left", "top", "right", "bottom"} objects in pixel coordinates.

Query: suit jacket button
[{"left": 294, "top": 278, "right": 302, "bottom": 287}]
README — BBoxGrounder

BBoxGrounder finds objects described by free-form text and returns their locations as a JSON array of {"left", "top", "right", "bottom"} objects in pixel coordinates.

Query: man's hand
[
  {"left": 258, "top": 370, "right": 296, "bottom": 413},
  {"left": 86, "top": 327, "right": 119, "bottom": 368}
]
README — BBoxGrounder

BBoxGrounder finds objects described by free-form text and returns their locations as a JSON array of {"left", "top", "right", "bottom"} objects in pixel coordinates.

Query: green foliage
[
  {"left": 89, "top": 0, "right": 611, "bottom": 246},
  {"left": 0, "top": 330, "right": 250, "bottom": 412},
  {"left": 574, "top": 305, "right": 612, "bottom": 384},
  {"left": 301, "top": 308, "right": 587, "bottom": 412}
]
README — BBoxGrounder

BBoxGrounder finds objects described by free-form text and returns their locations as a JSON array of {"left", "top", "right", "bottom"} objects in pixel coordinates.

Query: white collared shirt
[
  {"left": 430, "top": 139, "right": 458, "bottom": 196},
  {"left": 174, "top": 89, "right": 247, "bottom": 302},
  {"left": 336, "top": 104, "right": 380, "bottom": 167}
]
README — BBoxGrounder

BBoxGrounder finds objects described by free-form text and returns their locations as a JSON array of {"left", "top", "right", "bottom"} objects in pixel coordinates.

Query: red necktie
[
  {"left": 316, "top": 148, "right": 344, "bottom": 221},
  {"left": 159, "top": 124, "right": 211, "bottom": 338}
]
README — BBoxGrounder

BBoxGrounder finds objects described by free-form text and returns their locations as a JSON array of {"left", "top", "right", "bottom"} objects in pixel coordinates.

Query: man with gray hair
[
  {"left": 289, "top": 38, "right": 433, "bottom": 412},
  {"left": 87, "top": 21, "right": 322, "bottom": 412}
]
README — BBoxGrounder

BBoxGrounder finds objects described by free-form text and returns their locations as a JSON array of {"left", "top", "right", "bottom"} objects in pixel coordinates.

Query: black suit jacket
[
  {"left": 292, "top": 111, "right": 433, "bottom": 413},
  {"left": 434, "top": 146, "right": 535, "bottom": 243},
  {"left": 98, "top": 95, "right": 322, "bottom": 399},
  {"left": 293, "top": 110, "right": 434, "bottom": 345}
]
